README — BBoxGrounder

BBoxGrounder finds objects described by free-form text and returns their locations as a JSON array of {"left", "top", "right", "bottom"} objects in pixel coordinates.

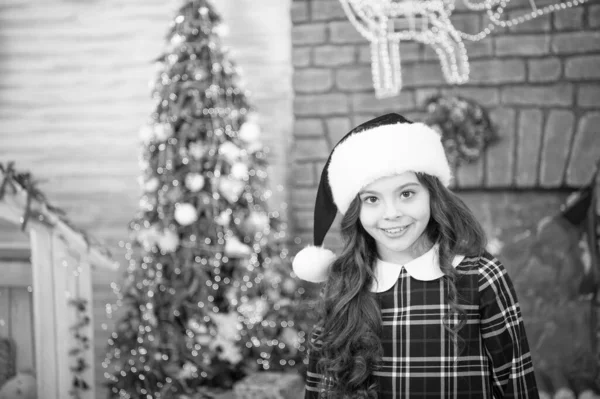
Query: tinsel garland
[{"left": 0, "top": 162, "right": 112, "bottom": 261}]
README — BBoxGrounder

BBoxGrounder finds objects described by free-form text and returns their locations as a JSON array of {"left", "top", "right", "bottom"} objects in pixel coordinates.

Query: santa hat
[{"left": 292, "top": 113, "right": 452, "bottom": 283}]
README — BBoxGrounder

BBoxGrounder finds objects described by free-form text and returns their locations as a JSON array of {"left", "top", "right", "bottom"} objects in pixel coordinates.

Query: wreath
[{"left": 423, "top": 95, "right": 498, "bottom": 167}]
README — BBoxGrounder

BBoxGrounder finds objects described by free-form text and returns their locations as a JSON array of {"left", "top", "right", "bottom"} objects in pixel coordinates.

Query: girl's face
[{"left": 358, "top": 172, "right": 431, "bottom": 264}]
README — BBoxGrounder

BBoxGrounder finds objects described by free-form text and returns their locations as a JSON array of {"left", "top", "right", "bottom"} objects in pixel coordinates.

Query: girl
[{"left": 292, "top": 113, "right": 539, "bottom": 398}]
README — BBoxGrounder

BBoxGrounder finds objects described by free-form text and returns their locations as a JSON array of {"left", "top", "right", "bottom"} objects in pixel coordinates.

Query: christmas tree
[{"left": 103, "top": 1, "right": 310, "bottom": 397}]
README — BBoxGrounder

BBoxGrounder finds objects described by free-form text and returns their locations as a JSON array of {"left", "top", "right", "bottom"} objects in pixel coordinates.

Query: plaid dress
[{"left": 304, "top": 250, "right": 539, "bottom": 398}]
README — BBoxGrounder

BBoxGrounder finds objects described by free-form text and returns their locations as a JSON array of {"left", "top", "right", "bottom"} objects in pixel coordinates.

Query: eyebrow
[{"left": 359, "top": 182, "right": 420, "bottom": 196}]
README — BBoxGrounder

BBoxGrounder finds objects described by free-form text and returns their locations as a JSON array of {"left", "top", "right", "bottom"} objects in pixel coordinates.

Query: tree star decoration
[{"left": 340, "top": 0, "right": 589, "bottom": 98}]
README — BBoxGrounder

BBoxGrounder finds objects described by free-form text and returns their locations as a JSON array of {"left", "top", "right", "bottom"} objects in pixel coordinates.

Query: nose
[{"left": 383, "top": 199, "right": 403, "bottom": 220}]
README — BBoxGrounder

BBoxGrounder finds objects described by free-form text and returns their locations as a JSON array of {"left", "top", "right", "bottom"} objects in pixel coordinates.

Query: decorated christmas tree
[{"left": 103, "top": 1, "right": 310, "bottom": 397}]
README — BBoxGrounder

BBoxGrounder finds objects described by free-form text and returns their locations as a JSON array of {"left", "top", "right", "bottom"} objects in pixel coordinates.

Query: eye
[
  {"left": 362, "top": 196, "right": 378, "bottom": 204},
  {"left": 400, "top": 190, "right": 415, "bottom": 199}
]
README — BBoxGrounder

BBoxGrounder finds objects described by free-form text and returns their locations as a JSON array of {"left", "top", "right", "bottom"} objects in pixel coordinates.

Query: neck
[{"left": 377, "top": 233, "right": 434, "bottom": 265}]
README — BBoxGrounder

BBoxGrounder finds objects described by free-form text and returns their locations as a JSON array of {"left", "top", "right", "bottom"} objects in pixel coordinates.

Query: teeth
[{"left": 383, "top": 226, "right": 407, "bottom": 234}]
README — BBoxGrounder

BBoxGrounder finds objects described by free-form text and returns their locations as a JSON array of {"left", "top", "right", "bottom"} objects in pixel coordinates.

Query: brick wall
[
  {"left": 290, "top": 1, "right": 600, "bottom": 256},
  {"left": 290, "top": 0, "right": 600, "bottom": 388}
]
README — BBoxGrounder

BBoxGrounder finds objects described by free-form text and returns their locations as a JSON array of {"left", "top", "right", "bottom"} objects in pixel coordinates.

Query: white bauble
[
  {"left": 174, "top": 203, "right": 198, "bottom": 226},
  {"left": 231, "top": 162, "right": 249, "bottom": 180},
  {"left": 238, "top": 298, "right": 269, "bottom": 322},
  {"left": 189, "top": 142, "right": 206, "bottom": 159},
  {"left": 139, "top": 159, "right": 150, "bottom": 170},
  {"left": 213, "top": 23, "right": 230, "bottom": 37},
  {"left": 184, "top": 173, "right": 205, "bottom": 192},
  {"left": 219, "top": 178, "right": 245, "bottom": 203},
  {"left": 139, "top": 125, "right": 155, "bottom": 144},
  {"left": 280, "top": 327, "right": 301, "bottom": 348},
  {"left": 158, "top": 229, "right": 179, "bottom": 253},
  {"left": 155, "top": 124, "right": 173, "bottom": 141},
  {"left": 144, "top": 177, "right": 160, "bottom": 192},
  {"left": 247, "top": 141, "right": 263, "bottom": 154},
  {"left": 195, "top": 334, "right": 211, "bottom": 345},
  {"left": 219, "top": 141, "right": 241, "bottom": 163},
  {"left": 282, "top": 277, "right": 297, "bottom": 294},
  {"left": 139, "top": 196, "right": 155, "bottom": 211},
  {"left": 211, "top": 311, "right": 241, "bottom": 341},
  {"left": 137, "top": 225, "right": 160, "bottom": 251},
  {"left": 170, "top": 34, "right": 184, "bottom": 46},
  {"left": 178, "top": 362, "right": 196, "bottom": 379},
  {"left": 224, "top": 236, "right": 252, "bottom": 258},
  {"left": 188, "top": 319, "right": 207, "bottom": 334},
  {"left": 219, "top": 342, "right": 242, "bottom": 364},
  {"left": 245, "top": 211, "right": 270, "bottom": 233},
  {"left": 215, "top": 210, "right": 231, "bottom": 226},
  {"left": 238, "top": 121, "right": 261, "bottom": 143}
]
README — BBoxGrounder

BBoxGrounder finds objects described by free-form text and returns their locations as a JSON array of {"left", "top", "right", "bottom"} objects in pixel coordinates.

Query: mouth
[{"left": 380, "top": 224, "right": 411, "bottom": 236}]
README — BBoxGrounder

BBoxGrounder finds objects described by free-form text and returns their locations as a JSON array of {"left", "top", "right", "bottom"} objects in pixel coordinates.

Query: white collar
[{"left": 370, "top": 244, "right": 465, "bottom": 293}]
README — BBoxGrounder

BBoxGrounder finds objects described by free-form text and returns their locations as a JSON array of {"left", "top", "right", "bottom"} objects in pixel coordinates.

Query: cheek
[
  {"left": 417, "top": 199, "right": 431, "bottom": 223},
  {"left": 359, "top": 207, "right": 378, "bottom": 228}
]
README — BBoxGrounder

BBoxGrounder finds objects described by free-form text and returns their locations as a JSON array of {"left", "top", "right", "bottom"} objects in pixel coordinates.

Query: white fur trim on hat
[
  {"left": 292, "top": 245, "right": 336, "bottom": 283},
  {"left": 328, "top": 122, "right": 452, "bottom": 214}
]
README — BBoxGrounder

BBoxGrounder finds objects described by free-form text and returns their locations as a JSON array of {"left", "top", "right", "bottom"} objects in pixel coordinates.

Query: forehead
[{"left": 361, "top": 172, "right": 420, "bottom": 192}]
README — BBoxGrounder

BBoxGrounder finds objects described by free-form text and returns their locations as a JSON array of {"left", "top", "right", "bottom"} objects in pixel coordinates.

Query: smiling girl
[{"left": 292, "top": 113, "right": 538, "bottom": 398}]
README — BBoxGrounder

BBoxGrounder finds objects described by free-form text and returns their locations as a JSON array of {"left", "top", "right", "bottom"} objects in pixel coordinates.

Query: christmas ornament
[
  {"left": 238, "top": 121, "right": 261, "bottom": 143},
  {"left": 281, "top": 278, "right": 297, "bottom": 295},
  {"left": 211, "top": 311, "right": 241, "bottom": 341},
  {"left": 171, "top": 34, "right": 185, "bottom": 46},
  {"left": 189, "top": 142, "right": 206, "bottom": 159},
  {"left": 174, "top": 203, "right": 199, "bottom": 226},
  {"left": 339, "top": 0, "right": 589, "bottom": 98},
  {"left": 185, "top": 173, "right": 205, "bottom": 192},
  {"left": 244, "top": 211, "right": 270, "bottom": 233},
  {"left": 238, "top": 298, "right": 269, "bottom": 323},
  {"left": 231, "top": 162, "right": 249, "bottom": 180},
  {"left": 188, "top": 319, "right": 208, "bottom": 334},
  {"left": 423, "top": 94, "right": 497, "bottom": 166},
  {"left": 224, "top": 236, "right": 252, "bottom": 258},
  {"left": 280, "top": 327, "right": 301, "bottom": 349},
  {"left": 246, "top": 141, "right": 263, "bottom": 154},
  {"left": 139, "top": 195, "right": 156, "bottom": 211},
  {"left": 195, "top": 334, "right": 212, "bottom": 345},
  {"left": 158, "top": 229, "right": 180, "bottom": 253},
  {"left": 155, "top": 123, "right": 174, "bottom": 141},
  {"left": 139, "top": 124, "right": 155, "bottom": 144},
  {"left": 137, "top": 225, "right": 160, "bottom": 251},
  {"left": 178, "top": 362, "right": 197, "bottom": 379},
  {"left": 144, "top": 177, "right": 160, "bottom": 192},
  {"left": 215, "top": 210, "right": 232, "bottom": 226},
  {"left": 219, "top": 142, "right": 242, "bottom": 163},
  {"left": 210, "top": 336, "right": 243, "bottom": 364},
  {"left": 213, "top": 23, "right": 230, "bottom": 37},
  {"left": 219, "top": 178, "right": 245, "bottom": 203}
]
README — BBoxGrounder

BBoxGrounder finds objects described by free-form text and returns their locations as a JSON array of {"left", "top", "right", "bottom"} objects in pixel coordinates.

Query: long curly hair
[{"left": 311, "top": 173, "right": 487, "bottom": 398}]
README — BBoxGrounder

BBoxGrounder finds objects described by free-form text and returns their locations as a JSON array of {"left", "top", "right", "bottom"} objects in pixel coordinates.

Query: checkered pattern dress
[{"left": 304, "top": 252, "right": 539, "bottom": 398}]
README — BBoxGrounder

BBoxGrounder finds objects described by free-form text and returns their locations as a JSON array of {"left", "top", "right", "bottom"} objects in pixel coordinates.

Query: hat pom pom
[{"left": 292, "top": 245, "right": 336, "bottom": 283}]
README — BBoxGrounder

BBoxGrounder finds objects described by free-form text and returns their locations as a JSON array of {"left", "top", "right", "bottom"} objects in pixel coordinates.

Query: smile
[{"left": 380, "top": 224, "right": 410, "bottom": 235}]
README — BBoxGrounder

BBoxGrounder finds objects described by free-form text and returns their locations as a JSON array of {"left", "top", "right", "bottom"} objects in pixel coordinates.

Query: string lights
[
  {"left": 102, "top": 1, "right": 312, "bottom": 397},
  {"left": 339, "top": 0, "right": 590, "bottom": 98}
]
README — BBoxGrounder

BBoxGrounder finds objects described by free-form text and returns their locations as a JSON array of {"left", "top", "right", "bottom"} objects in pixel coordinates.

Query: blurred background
[{"left": 0, "top": 0, "right": 599, "bottom": 398}]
